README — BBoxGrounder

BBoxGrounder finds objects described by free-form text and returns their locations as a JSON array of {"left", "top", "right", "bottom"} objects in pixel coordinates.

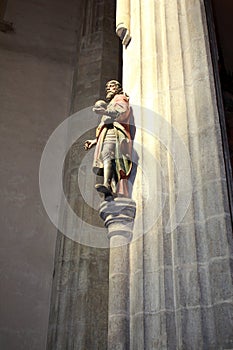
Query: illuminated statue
[{"left": 84, "top": 80, "right": 132, "bottom": 199}]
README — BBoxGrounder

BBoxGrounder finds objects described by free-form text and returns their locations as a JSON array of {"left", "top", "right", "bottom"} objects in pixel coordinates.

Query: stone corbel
[
  {"left": 99, "top": 197, "right": 136, "bottom": 242},
  {"left": 116, "top": 0, "right": 131, "bottom": 46}
]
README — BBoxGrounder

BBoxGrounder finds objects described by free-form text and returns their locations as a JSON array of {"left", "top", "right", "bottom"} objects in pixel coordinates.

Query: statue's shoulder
[
  {"left": 123, "top": 92, "right": 129, "bottom": 99},
  {"left": 122, "top": 92, "right": 129, "bottom": 101},
  {"left": 113, "top": 93, "right": 129, "bottom": 103}
]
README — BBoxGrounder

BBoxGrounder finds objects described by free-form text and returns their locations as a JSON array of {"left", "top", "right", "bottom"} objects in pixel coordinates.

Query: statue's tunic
[{"left": 93, "top": 93, "right": 132, "bottom": 196}]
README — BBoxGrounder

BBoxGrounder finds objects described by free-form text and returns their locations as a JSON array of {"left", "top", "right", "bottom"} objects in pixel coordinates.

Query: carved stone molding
[
  {"left": 116, "top": 0, "right": 131, "bottom": 46},
  {"left": 99, "top": 197, "right": 136, "bottom": 242}
]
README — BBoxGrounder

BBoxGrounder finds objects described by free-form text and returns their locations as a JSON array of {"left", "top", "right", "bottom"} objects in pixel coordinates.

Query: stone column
[
  {"left": 122, "top": 0, "right": 233, "bottom": 349},
  {"left": 99, "top": 198, "right": 136, "bottom": 350},
  {"left": 116, "top": 0, "right": 131, "bottom": 45},
  {"left": 107, "top": 238, "right": 130, "bottom": 349}
]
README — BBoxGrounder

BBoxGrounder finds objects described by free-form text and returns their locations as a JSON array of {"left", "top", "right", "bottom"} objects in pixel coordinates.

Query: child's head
[
  {"left": 93, "top": 100, "right": 108, "bottom": 115},
  {"left": 94, "top": 100, "right": 108, "bottom": 109}
]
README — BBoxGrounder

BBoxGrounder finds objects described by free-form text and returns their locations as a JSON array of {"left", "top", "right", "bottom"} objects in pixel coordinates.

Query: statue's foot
[{"left": 95, "top": 184, "right": 112, "bottom": 196}]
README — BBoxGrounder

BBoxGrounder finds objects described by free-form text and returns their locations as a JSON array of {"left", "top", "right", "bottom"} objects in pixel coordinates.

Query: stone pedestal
[
  {"left": 99, "top": 198, "right": 136, "bottom": 243},
  {"left": 99, "top": 198, "right": 136, "bottom": 350}
]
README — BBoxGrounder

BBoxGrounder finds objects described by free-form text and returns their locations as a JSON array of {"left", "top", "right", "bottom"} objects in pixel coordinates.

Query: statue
[{"left": 84, "top": 80, "right": 133, "bottom": 199}]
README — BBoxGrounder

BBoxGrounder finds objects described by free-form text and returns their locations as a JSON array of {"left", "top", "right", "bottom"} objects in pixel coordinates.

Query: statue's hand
[
  {"left": 106, "top": 102, "right": 127, "bottom": 119},
  {"left": 102, "top": 115, "right": 113, "bottom": 124},
  {"left": 93, "top": 106, "right": 107, "bottom": 115},
  {"left": 84, "top": 139, "right": 97, "bottom": 150},
  {"left": 93, "top": 100, "right": 108, "bottom": 115}
]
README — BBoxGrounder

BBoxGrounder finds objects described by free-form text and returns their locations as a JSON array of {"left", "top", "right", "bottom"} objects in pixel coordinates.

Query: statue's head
[{"left": 105, "top": 80, "right": 122, "bottom": 101}]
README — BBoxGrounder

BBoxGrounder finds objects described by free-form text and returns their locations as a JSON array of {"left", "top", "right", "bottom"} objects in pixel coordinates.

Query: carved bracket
[
  {"left": 99, "top": 197, "right": 136, "bottom": 241},
  {"left": 116, "top": 23, "right": 131, "bottom": 46}
]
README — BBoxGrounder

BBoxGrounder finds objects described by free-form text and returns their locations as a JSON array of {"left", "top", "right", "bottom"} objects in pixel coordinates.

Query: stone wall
[
  {"left": 47, "top": 1, "right": 121, "bottom": 349},
  {"left": 0, "top": 0, "right": 81, "bottom": 349}
]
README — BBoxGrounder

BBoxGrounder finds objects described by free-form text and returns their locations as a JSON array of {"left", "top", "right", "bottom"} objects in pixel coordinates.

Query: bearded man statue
[{"left": 84, "top": 80, "right": 133, "bottom": 199}]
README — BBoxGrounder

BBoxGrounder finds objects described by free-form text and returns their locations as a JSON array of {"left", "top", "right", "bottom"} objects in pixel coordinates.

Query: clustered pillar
[{"left": 120, "top": 0, "right": 233, "bottom": 348}]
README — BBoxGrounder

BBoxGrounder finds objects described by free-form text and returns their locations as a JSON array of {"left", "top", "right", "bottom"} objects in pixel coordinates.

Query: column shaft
[
  {"left": 123, "top": 0, "right": 233, "bottom": 348},
  {"left": 108, "top": 236, "right": 130, "bottom": 350},
  {"left": 116, "top": 0, "right": 130, "bottom": 31}
]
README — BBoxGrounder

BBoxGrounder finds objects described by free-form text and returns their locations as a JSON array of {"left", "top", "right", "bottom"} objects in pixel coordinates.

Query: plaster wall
[{"left": 0, "top": 0, "right": 80, "bottom": 348}]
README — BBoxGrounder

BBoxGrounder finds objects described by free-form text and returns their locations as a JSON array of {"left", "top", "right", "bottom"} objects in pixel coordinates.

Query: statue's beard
[{"left": 106, "top": 90, "right": 116, "bottom": 101}]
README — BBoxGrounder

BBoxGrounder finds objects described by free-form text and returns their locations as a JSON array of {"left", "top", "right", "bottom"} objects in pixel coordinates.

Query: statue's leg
[
  {"left": 110, "top": 159, "right": 118, "bottom": 194},
  {"left": 103, "top": 159, "right": 113, "bottom": 189},
  {"left": 95, "top": 142, "right": 115, "bottom": 196},
  {"left": 95, "top": 159, "right": 113, "bottom": 196}
]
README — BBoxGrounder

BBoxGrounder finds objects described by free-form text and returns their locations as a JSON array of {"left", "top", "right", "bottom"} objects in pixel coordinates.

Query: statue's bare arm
[{"left": 84, "top": 138, "right": 97, "bottom": 150}]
